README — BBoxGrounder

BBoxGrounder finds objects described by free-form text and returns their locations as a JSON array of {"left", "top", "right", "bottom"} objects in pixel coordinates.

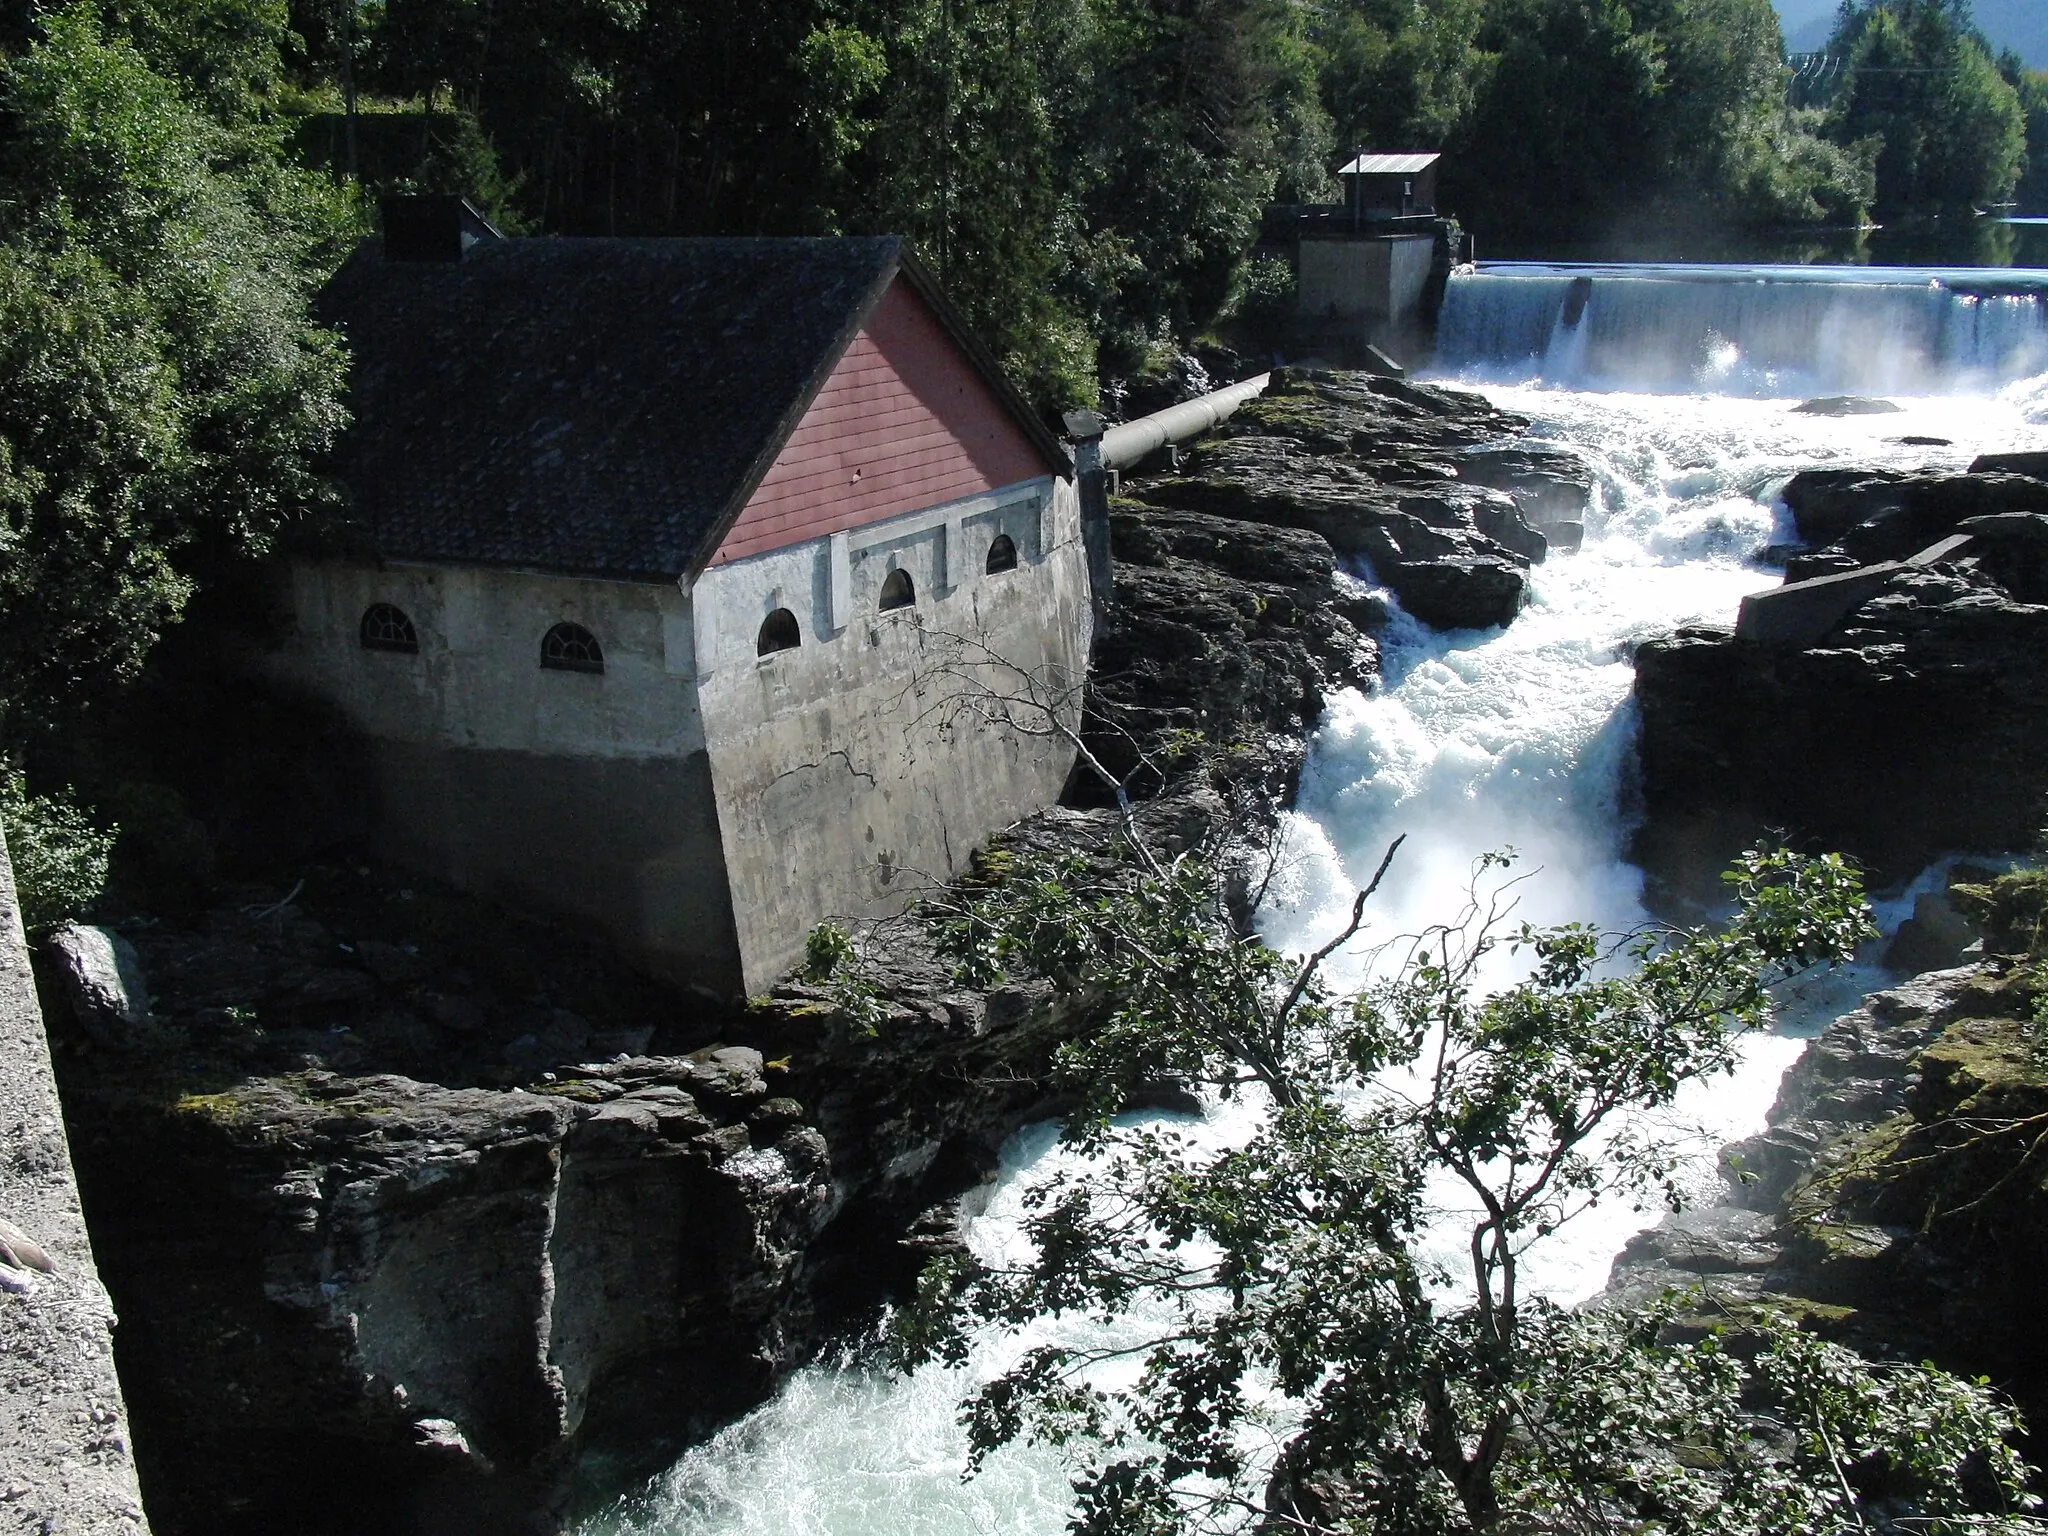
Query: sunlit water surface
[{"left": 582, "top": 373, "right": 2048, "bottom": 1536}]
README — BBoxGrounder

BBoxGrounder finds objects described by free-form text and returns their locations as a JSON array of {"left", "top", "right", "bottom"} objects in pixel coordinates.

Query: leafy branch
[{"left": 895, "top": 836, "right": 2040, "bottom": 1535}]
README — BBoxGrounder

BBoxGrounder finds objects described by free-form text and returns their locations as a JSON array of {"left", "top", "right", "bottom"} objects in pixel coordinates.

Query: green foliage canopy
[
  {"left": 0, "top": 2, "right": 351, "bottom": 739},
  {"left": 1826, "top": 0, "right": 2026, "bottom": 212},
  {"left": 890, "top": 842, "right": 2039, "bottom": 1534}
]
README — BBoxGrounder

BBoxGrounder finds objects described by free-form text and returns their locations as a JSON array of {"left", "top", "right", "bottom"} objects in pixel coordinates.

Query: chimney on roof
[{"left": 380, "top": 195, "right": 504, "bottom": 262}]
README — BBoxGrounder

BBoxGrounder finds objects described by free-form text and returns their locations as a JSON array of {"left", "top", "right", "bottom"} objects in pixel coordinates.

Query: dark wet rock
[
  {"left": 1083, "top": 503, "right": 1380, "bottom": 808},
  {"left": 1131, "top": 438, "right": 1532, "bottom": 631},
  {"left": 1779, "top": 471, "right": 2048, "bottom": 574},
  {"left": 1635, "top": 586, "right": 2048, "bottom": 880},
  {"left": 1141, "top": 369, "right": 1546, "bottom": 618},
  {"left": 1793, "top": 395, "right": 1903, "bottom": 416},
  {"left": 1616, "top": 961, "right": 2048, "bottom": 1422},
  {"left": 1779, "top": 467, "right": 1911, "bottom": 547},
  {"left": 63, "top": 1064, "right": 839, "bottom": 1536},
  {"left": 1968, "top": 449, "right": 2048, "bottom": 480},
  {"left": 1635, "top": 466, "right": 2048, "bottom": 886},
  {"left": 1452, "top": 442, "right": 1593, "bottom": 538},
  {"left": 1111, "top": 367, "right": 1581, "bottom": 635},
  {"left": 1601, "top": 969, "right": 1990, "bottom": 1338},
  {"left": 1602, "top": 1206, "right": 1780, "bottom": 1310}
]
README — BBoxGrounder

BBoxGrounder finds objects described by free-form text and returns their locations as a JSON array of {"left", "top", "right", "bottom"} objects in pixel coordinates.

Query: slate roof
[
  {"left": 318, "top": 235, "right": 1063, "bottom": 582},
  {"left": 1338, "top": 153, "right": 1440, "bottom": 175}
]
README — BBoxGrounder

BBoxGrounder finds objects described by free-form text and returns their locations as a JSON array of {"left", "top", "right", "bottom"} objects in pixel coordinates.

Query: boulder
[
  {"left": 1883, "top": 888, "right": 1977, "bottom": 974},
  {"left": 1968, "top": 449, "right": 2048, "bottom": 480},
  {"left": 1645, "top": 462, "right": 2048, "bottom": 880},
  {"left": 43, "top": 924, "right": 153, "bottom": 1043},
  {"left": 1951, "top": 511, "right": 2048, "bottom": 603},
  {"left": 1464, "top": 492, "right": 1550, "bottom": 565},
  {"left": 1792, "top": 394, "right": 1903, "bottom": 415},
  {"left": 1452, "top": 442, "right": 1594, "bottom": 532},
  {"left": 1370, "top": 548, "right": 1528, "bottom": 631},
  {"left": 1136, "top": 432, "right": 1532, "bottom": 631},
  {"left": 74, "top": 1064, "right": 839, "bottom": 1536},
  {"left": 1635, "top": 564, "right": 2048, "bottom": 881},
  {"left": 1779, "top": 468, "right": 1909, "bottom": 547},
  {"left": 1785, "top": 472, "right": 2048, "bottom": 569}
]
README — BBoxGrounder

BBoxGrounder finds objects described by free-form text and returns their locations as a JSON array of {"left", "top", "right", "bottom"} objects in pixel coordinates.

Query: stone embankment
[
  {"left": 35, "top": 368, "right": 1578, "bottom": 1535},
  {"left": 1634, "top": 452, "right": 2048, "bottom": 890},
  {"left": 0, "top": 828, "right": 149, "bottom": 1536}
]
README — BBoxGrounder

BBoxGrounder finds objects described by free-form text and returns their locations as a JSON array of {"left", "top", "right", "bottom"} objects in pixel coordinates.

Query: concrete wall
[
  {"left": 277, "top": 562, "right": 707, "bottom": 758},
  {"left": 0, "top": 824, "right": 151, "bottom": 1534},
  {"left": 692, "top": 475, "right": 1090, "bottom": 991},
  {"left": 265, "top": 563, "right": 744, "bottom": 988},
  {"left": 265, "top": 473, "right": 1089, "bottom": 994},
  {"left": 1297, "top": 233, "right": 1437, "bottom": 325}
]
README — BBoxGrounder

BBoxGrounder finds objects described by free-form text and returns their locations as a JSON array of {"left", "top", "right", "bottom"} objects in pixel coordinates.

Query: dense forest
[{"left": 0, "top": 0, "right": 2044, "bottom": 761}]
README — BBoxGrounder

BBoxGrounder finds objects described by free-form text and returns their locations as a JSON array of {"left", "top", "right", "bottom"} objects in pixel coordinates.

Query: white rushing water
[
  {"left": 1439, "top": 262, "right": 2048, "bottom": 396},
  {"left": 585, "top": 272, "right": 2048, "bottom": 1536}
]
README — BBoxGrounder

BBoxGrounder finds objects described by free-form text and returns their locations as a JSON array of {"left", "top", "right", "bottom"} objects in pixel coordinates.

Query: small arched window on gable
[
  {"left": 540, "top": 622, "right": 604, "bottom": 674},
  {"left": 878, "top": 569, "right": 916, "bottom": 611},
  {"left": 360, "top": 603, "right": 419, "bottom": 654},
  {"left": 985, "top": 534, "right": 1019, "bottom": 574},
  {"left": 757, "top": 608, "right": 801, "bottom": 656}
]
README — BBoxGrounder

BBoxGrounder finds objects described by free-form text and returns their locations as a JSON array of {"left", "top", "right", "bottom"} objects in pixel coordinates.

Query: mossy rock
[
  {"left": 1951, "top": 868, "right": 2048, "bottom": 959},
  {"left": 173, "top": 1089, "right": 257, "bottom": 1124},
  {"left": 532, "top": 1079, "right": 607, "bottom": 1103},
  {"left": 1914, "top": 1015, "right": 2048, "bottom": 1121}
]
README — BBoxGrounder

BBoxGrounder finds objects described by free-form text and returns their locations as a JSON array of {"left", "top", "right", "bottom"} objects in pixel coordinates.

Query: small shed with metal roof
[{"left": 1338, "top": 152, "right": 1440, "bottom": 221}]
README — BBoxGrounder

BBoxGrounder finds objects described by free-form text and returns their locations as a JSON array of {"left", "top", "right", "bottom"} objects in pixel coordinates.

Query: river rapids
[{"left": 583, "top": 262, "right": 2048, "bottom": 1536}]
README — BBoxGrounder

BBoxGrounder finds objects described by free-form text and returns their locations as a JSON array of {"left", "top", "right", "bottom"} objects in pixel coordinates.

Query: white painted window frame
[{"left": 826, "top": 476, "right": 1051, "bottom": 632}]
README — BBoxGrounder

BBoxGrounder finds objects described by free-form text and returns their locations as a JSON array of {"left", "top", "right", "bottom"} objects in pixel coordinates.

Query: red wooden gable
[{"left": 709, "top": 276, "right": 1051, "bottom": 565}]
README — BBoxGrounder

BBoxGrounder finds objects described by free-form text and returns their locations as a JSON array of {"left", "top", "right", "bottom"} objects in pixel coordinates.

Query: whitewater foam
[{"left": 582, "top": 358, "right": 2048, "bottom": 1536}]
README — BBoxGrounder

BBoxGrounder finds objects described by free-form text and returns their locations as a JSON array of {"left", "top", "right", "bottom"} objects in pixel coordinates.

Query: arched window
[
  {"left": 757, "top": 608, "right": 801, "bottom": 655},
  {"left": 360, "top": 603, "right": 418, "bottom": 654},
  {"left": 985, "top": 534, "right": 1018, "bottom": 574},
  {"left": 540, "top": 622, "right": 604, "bottom": 674},
  {"left": 878, "top": 569, "right": 916, "bottom": 611}
]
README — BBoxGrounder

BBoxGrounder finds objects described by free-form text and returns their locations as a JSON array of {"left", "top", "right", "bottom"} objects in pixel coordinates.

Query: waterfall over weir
[{"left": 1436, "top": 261, "right": 2048, "bottom": 395}]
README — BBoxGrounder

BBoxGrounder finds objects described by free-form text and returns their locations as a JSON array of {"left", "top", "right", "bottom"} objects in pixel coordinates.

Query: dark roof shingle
[{"left": 319, "top": 235, "right": 908, "bottom": 582}]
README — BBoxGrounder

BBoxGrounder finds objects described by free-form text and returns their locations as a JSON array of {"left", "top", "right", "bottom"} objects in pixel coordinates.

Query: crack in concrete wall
[{"left": 766, "top": 750, "right": 877, "bottom": 791}]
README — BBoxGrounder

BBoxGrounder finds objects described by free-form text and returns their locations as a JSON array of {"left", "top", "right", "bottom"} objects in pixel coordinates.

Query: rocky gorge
[
  {"left": 29, "top": 368, "right": 1586, "bottom": 1535},
  {"left": 1634, "top": 451, "right": 2048, "bottom": 891}
]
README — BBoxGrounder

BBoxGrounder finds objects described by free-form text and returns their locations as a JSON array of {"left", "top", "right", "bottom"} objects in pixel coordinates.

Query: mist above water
[{"left": 584, "top": 277, "right": 2048, "bottom": 1536}]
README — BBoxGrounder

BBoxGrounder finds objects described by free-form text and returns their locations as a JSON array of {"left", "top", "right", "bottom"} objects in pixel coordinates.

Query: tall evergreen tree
[{"left": 1825, "top": 0, "right": 2025, "bottom": 211}]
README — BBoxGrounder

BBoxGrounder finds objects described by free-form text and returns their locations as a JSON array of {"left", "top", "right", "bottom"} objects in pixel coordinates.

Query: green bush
[
  {"left": 1227, "top": 254, "right": 1296, "bottom": 328},
  {"left": 0, "top": 772, "right": 116, "bottom": 933}
]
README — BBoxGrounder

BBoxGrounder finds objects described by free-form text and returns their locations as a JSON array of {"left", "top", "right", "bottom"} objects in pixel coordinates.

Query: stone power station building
[{"left": 265, "top": 203, "right": 1092, "bottom": 993}]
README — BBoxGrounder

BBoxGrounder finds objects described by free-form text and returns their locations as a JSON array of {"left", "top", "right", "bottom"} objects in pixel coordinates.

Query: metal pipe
[{"left": 1098, "top": 373, "right": 1272, "bottom": 472}]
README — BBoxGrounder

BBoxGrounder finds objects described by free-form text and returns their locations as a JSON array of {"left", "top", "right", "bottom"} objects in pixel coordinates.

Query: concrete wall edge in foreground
[{"left": 0, "top": 820, "right": 152, "bottom": 1534}]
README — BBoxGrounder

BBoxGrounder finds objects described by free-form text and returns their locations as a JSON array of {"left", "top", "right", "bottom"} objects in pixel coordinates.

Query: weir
[{"left": 1436, "top": 261, "right": 2048, "bottom": 396}]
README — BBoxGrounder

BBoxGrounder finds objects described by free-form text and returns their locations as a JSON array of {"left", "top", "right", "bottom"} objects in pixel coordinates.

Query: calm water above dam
[{"left": 581, "top": 262, "right": 2048, "bottom": 1536}]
